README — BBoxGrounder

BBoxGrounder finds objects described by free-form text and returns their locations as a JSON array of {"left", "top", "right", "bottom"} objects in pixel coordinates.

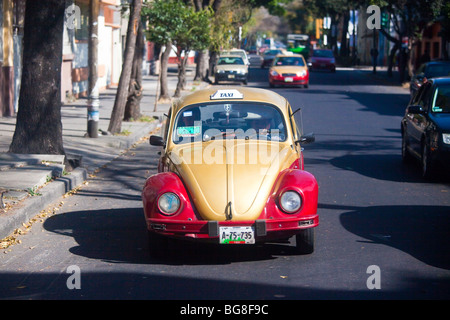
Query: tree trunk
[
  {"left": 387, "top": 42, "right": 399, "bottom": 78},
  {"left": 340, "top": 11, "right": 350, "bottom": 57},
  {"left": 9, "top": 0, "right": 66, "bottom": 160},
  {"left": 174, "top": 50, "right": 189, "bottom": 98},
  {"left": 108, "top": 0, "right": 142, "bottom": 134},
  {"left": 158, "top": 42, "right": 172, "bottom": 102},
  {"left": 124, "top": 21, "right": 144, "bottom": 121}
]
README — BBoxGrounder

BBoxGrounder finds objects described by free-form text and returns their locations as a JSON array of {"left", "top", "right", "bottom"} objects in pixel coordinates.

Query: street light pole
[{"left": 87, "top": 0, "right": 99, "bottom": 138}]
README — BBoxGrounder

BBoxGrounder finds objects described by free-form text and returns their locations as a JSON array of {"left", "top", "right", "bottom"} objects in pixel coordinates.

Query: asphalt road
[{"left": 1, "top": 66, "right": 449, "bottom": 303}]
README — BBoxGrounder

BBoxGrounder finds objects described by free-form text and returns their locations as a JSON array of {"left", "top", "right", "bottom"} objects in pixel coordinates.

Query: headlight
[
  {"left": 158, "top": 192, "right": 180, "bottom": 215},
  {"left": 270, "top": 70, "right": 278, "bottom": 76},
  {"left": 279, "top": 191, "right": 302, "bottom": 213},
  {"left": 216, "top": 69, "right": 225, "bottom": 74},
  {"left": 297, "top": 70, "right": 307, "bottom": 77},
  {"left": 443, "top": 133, "right": 450, "bottom": 144},
  {"left": 237, "top": 69, "right": 246, "bottom": 74}
]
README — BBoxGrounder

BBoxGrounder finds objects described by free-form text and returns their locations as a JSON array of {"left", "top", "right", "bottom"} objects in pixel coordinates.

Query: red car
[
  {"left": 268, "top": 54, "right": 309, "bottom": 88},
  {"left": 310, "top": 49, "right": 336, "bottom": 72}
]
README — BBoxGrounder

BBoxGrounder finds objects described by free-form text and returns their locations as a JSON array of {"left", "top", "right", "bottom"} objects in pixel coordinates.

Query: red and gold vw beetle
[{"left": 143, "top": 87, "right": 318, "bottom": 255}]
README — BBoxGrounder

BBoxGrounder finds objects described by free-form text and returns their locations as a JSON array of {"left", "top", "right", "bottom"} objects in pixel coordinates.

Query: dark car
[
  {"left": 261, "top": 49, "right": 285, "bottom": 68},
  {"left": 410, "top": 61, "right": 450, "bottom": 97},
  {"left": 401, "top": 77, "right": 450, "bottom": 178},
  {"left": 310, "top": 49, "right": 335, "bottom": 72}
]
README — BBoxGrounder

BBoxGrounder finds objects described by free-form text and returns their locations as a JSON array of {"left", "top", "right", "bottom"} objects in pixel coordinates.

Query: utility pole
[{"left": 87, "top": 0, "right": 99, "bottom": 138}]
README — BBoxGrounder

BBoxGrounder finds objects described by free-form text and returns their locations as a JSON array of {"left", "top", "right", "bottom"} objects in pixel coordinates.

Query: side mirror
[
  {"left": 149, "top": 135, "right": 165, "bottom": 147},
  {"left": 295, "top": 132, "right": 315, "bottom": 145},
  {"left": 407, "top": 105, "right": 425, "bottom": 115}
]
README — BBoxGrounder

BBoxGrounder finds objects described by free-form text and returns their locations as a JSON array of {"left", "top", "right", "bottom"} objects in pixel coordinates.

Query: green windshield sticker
[{"left": 177, "top": 126, "right": 201, "bottom": 137}]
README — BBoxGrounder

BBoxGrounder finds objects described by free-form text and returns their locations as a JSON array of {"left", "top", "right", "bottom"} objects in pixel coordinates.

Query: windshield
[
  {"left": 274, "top": 56, "right": 305, "bottom": 66},
  {"left": 313, "top": 50, "right": 334, "bottom": 58},
  {"left": 173, "top": 103, "right": 287, "bottom": 144},
  {"left": 265, "top": 50, "right": 282, "bottom": 56},
  {"left": 431, "top": 85, "right": 450, "bottom": 113},
  {"left": 426, "top": 64, "right": 450, "bottom": 78},
  {"left": 218, "top": 57, "right": 244, "bottom": 65}
]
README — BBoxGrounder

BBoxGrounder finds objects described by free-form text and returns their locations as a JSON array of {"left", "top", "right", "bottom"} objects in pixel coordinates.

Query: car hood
[
  {"left": 168, "top": 140, "right": 297, "bottom": 221},
  {"left": 215, "top": 64, "right": 248, "bottom": 72},
  {"left": 270, "top": 65, "right": 307, "bottom": 74},
  {"left": 430, "top": 113, "right": 450, "bottom": 131},
  {"left": 312, "top": 57, "right": 333, "bottom": 62}
]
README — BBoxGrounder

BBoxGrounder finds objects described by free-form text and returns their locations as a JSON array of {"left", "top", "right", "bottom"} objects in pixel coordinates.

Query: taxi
[
  {"left": 143, "top": 87, "right": 318, "bottom": 256},
  {"left": 269, "top": 53, "right": 309, "bottom": 88},
  {"left": 214, "top": 55, "right": 248, "bottom": 85}
]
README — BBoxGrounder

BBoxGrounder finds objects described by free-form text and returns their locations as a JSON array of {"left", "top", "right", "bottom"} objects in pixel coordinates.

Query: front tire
[
  {"left": 294, "top": 228, "right": 314, "bottom": 254},
  {"left": 147, "top": 231, "right": 169, "bottom": 258},
  {"left": 401, "top": 130, "right": 413, "bottom": 163},
  {"left": 421, "top": 143, "right": 435, "bottom": 179}
]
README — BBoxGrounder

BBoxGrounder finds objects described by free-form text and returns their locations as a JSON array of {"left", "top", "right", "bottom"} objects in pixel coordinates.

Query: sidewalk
[{"left": 0, "top": 65, "right": 210, "bottom": 240}]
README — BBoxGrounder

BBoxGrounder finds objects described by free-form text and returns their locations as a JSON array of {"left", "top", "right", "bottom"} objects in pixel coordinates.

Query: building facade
[{"left": 0, "top": 0, "right": 125, "bottom": 118}]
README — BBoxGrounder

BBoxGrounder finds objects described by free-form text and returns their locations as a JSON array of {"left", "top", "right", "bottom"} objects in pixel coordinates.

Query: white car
[{"left": 220, "top": 49, "right": 250, "bottom": 66}]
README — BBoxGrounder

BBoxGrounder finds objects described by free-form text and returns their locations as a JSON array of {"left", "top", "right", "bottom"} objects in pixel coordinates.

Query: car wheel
[
  {"left": 147, "top": 230, "right": 169, "bottom": 258},
  {"left": 421, "top": 143, "right": 435, "bottom": 179},
  {"left": 294, "top": 228, "right": 314, "bottom": 254},
  {"left": 304, "top": 83, "right": 309, "bottom": 89},
  {"left": 243, "top": 79, "right": 248, "bottom": 85},
  {"left": 401, "top": 130, "right": 413, "bottom": 163}
]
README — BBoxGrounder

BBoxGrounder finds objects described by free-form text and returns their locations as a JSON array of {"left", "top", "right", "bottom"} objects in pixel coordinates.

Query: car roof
[
  {"left": 425, "top": 60, "right": 450, "bottom": 66},
  {"left": 275, "top": 53, "right": 304, "bottom": 58},
  {"left": 429, "top": 77, "right": 450, "bottom": 85},
  {"left": 218, "top": 55, "right": 243, "bottom": 59},
  {"left": 172, "top": 87, "right": 289, "bottom": 115}
]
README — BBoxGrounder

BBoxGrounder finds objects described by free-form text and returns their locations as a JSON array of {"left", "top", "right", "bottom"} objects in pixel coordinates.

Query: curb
[
  {"left": 0, "top": 167, "right": 87, "bottom": 239},
  {"left": 0, "top": 120, "right": 160, "bottom": 240}
]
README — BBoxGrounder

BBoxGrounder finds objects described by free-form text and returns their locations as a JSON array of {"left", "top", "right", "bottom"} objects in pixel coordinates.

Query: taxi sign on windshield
[{"left": 210, "top": 89, "right": 243, "bottom": 100}]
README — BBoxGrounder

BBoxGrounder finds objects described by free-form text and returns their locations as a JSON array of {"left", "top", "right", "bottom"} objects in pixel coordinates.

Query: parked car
[
  {"left": 220, "top": 49, "right": 250, "bottom": 66},
  {"left": 248, "top": 53, "right": 263, "bottom": 67},
  {"left": 144, "top": 87, "right": 318, "bottom": 256},
  {"left": 261, "top": 49, "right": 285, "bottom": 68},
  {"left": 310, "top": 49, "right": 336, "bottom": 72},
  {"left": 268, "top": 54, "right": 309, "bottom": 88},
  {"left": 214, "top": 56, "right": 248, "bottom": 85},
  {"left": 410, "top": 61, "right": 450, "bottom": 97},
  {"left": 401, "top": 77, "right": 450, "bottom": 178}
]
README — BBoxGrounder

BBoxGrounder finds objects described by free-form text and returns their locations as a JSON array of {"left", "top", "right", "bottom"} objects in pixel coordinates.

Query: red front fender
[{"left": 142, "top": 172, "right": 197, "bottom": 224}]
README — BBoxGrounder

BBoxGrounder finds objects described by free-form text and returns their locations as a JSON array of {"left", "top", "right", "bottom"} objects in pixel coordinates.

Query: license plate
[
  {"left": 219, "top": 226, "right": 255, "bottom": 244},
  {"left": 284, "top": 77, "right": 293, "bottom": 82},
  {"left": 228, "top": 74, "right": 235, "bottom": 79}
]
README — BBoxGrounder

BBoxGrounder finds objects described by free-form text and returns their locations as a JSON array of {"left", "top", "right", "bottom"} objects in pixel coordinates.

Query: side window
[
  {"left": 418, "top": 83, "right": 432, "bottom": 111},
  {"left": 411, "top": 85, "right": 425, "bottom": 105}
]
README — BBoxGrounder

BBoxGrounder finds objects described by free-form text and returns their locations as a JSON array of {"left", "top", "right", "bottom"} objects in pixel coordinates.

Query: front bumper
[
  {"left": 215, "top": 72, "right": 247, "bottom": 83},
  {"left": 147, "top": 215, "right": 319, "bottom": 242},
  {"left": 311, "top": 62, "right": 335, "bottom": 71},
  {"left": 269, "top": 75, "right": 308, "bottom": 86},
  {"left": 430, "top": 142, "right": 450, "bottom": 165}
]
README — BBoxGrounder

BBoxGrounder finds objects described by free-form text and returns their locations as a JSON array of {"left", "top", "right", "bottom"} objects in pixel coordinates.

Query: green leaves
[{"left": 142, "top": 0, "right": 212, "bottom": 51}]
